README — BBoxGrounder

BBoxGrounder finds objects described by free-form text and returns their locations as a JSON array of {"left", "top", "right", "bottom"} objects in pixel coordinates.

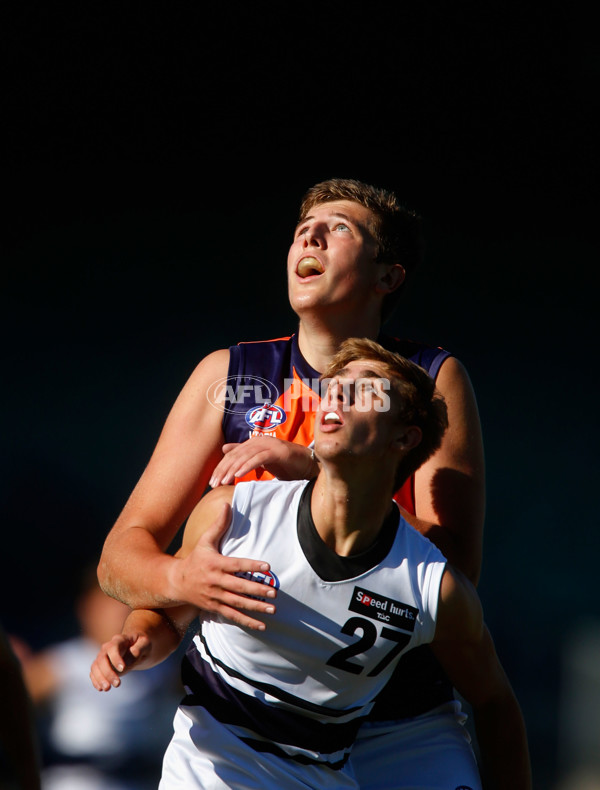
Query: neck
[
  {"left": 296, "top": 310, "right": 383, "bottom": 373},
  {"left": 310, "top": 465, "right": 396, "bottom": 556}
]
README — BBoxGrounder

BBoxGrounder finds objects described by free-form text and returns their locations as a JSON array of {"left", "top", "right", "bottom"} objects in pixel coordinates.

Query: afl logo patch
[
  {"left": 245, "top": 404, "right": 287, "bottom": 432},
  {"left": 236, "top": 570, "right": 280, "bottom": 600},
  {"left": 249, "top": 570, "right": 280, "bottom": 589}
]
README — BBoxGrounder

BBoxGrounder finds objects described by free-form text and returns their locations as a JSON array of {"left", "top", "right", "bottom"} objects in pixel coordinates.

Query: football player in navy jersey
[
  {"left": 97, "top": 178, "right": 487, "bottom": 787},
  {"left": 91, "top": 340, "right": 529, "bottom": 790},
  {"left": 99, "top": 178, "right": 484, "bottom": 613}
]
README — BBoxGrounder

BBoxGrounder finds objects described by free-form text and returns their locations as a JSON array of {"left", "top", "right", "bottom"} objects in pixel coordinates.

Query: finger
[
  {"left": 90, "top": 663, "right": 107, "bottom": 691},
  {"left": 221, "top": 443, "right": 242, "bottom": 454},
  {"left": 209, "top": 452, "right": 249, "bottom": 487},
  {"left": 217, "top": 604, "right": 275, "bottom": 631},
  {"left": 90, "top": 658, "right": 117, "bottom": 691},
  {"left": 127, "top": 634, "right": 150, "bottom": 661},
  {"left": 223, "top": 451, "right": 273, "bottom": 483},
  {"left": 216, "top": 587, "right": 277, "bottom": 611},
  {"left": 223, "top": 575, "right": 277, "bottom": 601},
  {"left": 91, "top": 670, "right": 110, "bottom": 692},
  {"left": 210, "top": 439, "right": 272, "bottom": 486},
  {"left": 209, "top": 556, "right": 274, "bottom": 587},
  {"left": 209, "top": 461, "right": 235, "bottom": 488},
  {"left": 106, "top": 645, "right": 127, "bottom": 674},
  {"left": 98, "top": 648, "right": 124, "bottom": 687}
]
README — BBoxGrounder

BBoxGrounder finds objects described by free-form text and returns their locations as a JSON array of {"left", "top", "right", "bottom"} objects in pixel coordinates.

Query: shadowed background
[{"left": 2, "top": 5, "right": 599, "bottom": 788}]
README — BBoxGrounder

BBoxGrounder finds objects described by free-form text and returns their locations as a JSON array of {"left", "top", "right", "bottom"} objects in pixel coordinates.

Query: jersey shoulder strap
[{"left": 378, "top": 334, "right": 451, "bottom": 380}]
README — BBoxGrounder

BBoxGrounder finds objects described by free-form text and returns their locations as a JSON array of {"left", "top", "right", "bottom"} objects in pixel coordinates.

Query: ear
[
  {"left": 375, "top": 264, "right": 405, "bottom": 295},
  {"left": 393, "top": 426, "right": 422, "bottom": 452}
]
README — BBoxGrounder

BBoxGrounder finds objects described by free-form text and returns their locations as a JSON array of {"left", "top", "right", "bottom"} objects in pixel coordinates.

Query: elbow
[
  {"left": 96, "top": 546, "right": 123, "bottom": 602},
  {"left": 96, "top": 555, "right": 109, "bottom": 595}
]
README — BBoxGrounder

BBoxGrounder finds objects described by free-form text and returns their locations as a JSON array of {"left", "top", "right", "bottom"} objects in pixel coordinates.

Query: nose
[
  {"left": 322, "top": 377, "right": 348, "bottom": 409},
  {"left": 302, "top": 221, "right": 325, "bottom": 248}
]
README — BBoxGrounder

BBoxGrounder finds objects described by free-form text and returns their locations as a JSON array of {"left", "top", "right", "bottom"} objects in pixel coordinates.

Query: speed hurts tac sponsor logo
[
  {"left": 245, "top": 404, "right": 287, "bottom": 432},
  {"left": 349, "top": 586, "right": 419, "bottom": 630}
]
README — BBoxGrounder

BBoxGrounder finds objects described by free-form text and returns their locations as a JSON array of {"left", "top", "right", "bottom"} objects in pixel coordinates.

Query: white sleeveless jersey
[{"left": 183, "top": 479, "right": 446, "bottom": 770}]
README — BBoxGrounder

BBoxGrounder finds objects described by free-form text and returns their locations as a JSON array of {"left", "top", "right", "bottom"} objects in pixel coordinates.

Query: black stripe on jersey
[
  {"left": 297, "top": 479, "right": 401, "bottom": 582},
  {"left": 238, "top": 737, "right": 350, "bottom": 769},
  {"left": 193, "top": 632, "right": 362, "bottom": 717},
  {"left": 182, "top": 653, "right": 363, "bottom": 756}
]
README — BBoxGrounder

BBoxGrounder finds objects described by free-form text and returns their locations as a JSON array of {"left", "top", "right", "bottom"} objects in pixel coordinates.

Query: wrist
[
  {"left": 162, "top": 554, "right": 187, "bottom": 606},
  {"left": 124, "top": 552, "right": 184, "bottom": 609}
]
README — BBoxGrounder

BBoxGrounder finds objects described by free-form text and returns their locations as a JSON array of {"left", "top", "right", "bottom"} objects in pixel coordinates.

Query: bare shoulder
[
  {"left": 150, "top": 347, "right": 231, "bottom": 451},
  {"left": 435, "top": 356, "right": 479, "bottom": 414},
  {"left": 177, "top": 347, "right": 231, "bottom": 402},
  {"left": 435, "top": 565, "right": 483, "bottom": 644},
  {"left": 180, "top": 485, "right": 235, "bottom": 554},
  {"left": 195, "top": 484, "right": 235, "bottom": 512},
  {"left": 436, "top": 354, "right": 471, "bottom": 384},
  {"left": 194, "top": 347, "right": 231, "bottom": 376},
  {"left": 434, "top": 356, "right": 483, "bottom": 456}
]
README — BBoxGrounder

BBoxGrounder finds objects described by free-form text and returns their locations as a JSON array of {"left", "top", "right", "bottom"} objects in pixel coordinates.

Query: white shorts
[
  {"left": 159, "top": 705, "right": 359, "bottom": 790},
  {"left": 349, "top": 702, "right": 481, "bottom": 790}
]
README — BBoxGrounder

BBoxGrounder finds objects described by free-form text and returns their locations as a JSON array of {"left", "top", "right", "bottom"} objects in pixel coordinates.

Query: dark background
[{"left": 2, "top": 5, "right": 599, "bottom": 788}]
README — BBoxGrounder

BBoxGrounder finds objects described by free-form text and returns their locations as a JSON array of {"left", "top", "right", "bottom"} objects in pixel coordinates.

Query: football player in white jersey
[
  {"left": 91, "top": 339, "right": 530, "bottom": 790},
  {"left": 97, "top": 177, "right": 486, "bottom": 788}
]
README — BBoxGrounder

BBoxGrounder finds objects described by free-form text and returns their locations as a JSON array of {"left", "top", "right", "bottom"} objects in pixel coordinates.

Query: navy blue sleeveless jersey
[{"left": 222, "top": 333, "right": 450, "bottom": 514}]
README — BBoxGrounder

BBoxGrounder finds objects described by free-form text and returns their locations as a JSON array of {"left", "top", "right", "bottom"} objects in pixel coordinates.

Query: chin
[{"left": 289, "top": 294, "right": 321, "bottom": 314}]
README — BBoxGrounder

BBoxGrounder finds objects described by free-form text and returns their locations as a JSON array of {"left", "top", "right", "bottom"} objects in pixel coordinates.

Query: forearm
[
  {"left": 434, "top": 597, "right": 530, "bottom": 788},
  {"left": 121, "top": 607, "right": 191, "bottom": 670},
  {"left": 473, "top": 689, "right": 532, "bottom": 790},
  {"left": 98, "top": 526, "right": 187, "bottom": 609},
  {"left": 91, "top": 605, "right": 197, "bottom": 693}
]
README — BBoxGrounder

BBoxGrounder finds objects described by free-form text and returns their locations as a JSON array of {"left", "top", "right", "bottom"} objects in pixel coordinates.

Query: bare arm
[
  {"left": 411, "top": 357, "right": 485, "bottom": 584},
  {"left": 90, "top": 605, "right": 195, "bottom": 691},
  {"left": 432, "top": 568, "right": 532, "bottom": 789},
  {"left": 209, "top": 437, "right": 319, "bottom": 488},
  {"left": 91, "top": 485, "right": 279, "bottom": 690},
  {"left": 97, "top": 349, "right": 272, "bottom": 610},
  {"left": 90, "top": 497, "right": 239, "bottom": 692},
  {"left": 173, "top": 485, "right": 277, "bottom": 629}
]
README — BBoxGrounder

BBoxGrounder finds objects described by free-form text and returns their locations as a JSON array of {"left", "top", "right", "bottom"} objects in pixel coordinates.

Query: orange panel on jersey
[{"left": 236, "top": 367, "right": 317, "bottom": 484}]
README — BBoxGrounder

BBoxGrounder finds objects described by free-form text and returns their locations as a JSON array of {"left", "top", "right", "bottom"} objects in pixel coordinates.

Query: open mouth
[
  {"left": 297, "top": 257, "right": 325, "bottom": 278},
  {"left": 323, "top": 411, "right": 342, "bottom": 425}
]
